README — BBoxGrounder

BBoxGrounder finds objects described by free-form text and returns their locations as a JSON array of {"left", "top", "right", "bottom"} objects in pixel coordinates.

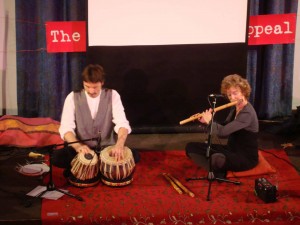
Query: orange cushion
[
  {"left": 227, "top": 151, "right": 276, "bottom": 178},
  {"left": 0, "top": 115, "right": 63, "bottom": 148}
]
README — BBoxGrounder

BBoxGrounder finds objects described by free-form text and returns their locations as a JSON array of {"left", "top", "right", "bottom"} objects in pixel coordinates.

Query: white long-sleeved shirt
[{"left": 59, "top": 89, "right": 131, "bottom": 139}]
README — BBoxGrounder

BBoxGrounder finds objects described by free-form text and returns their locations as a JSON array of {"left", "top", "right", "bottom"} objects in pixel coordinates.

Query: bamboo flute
[{"left": 179, "top": 101, "right": 238, "bottom": 125}]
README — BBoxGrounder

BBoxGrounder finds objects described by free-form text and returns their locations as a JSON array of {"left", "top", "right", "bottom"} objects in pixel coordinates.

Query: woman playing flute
[{"left": 185, "top": 74, "right": 259, "bottom": 179}]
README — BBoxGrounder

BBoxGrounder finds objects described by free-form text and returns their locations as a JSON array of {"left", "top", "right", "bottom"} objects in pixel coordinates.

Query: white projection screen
[{"left": 87, "top": 0, "right": 249, "bottom": 133}]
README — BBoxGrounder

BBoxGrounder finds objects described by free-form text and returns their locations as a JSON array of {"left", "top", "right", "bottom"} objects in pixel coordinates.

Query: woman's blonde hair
[{"left": 220, "top": 74, "right": 251, "bottom": 99}]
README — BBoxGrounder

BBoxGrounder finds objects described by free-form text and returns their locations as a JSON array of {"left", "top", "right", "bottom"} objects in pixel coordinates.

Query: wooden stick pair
[{"left": 162, "top": 173, "right": 195, "bottom": 197}]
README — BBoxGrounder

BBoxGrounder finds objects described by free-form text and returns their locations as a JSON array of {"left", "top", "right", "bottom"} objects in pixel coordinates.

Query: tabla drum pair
[{"left": 68, "top": 146, "right": 135, "bottom": 187}]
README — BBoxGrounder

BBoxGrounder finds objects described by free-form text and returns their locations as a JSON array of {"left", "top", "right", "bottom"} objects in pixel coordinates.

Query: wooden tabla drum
[
  {"left": 99, "top": 146, "right": 135, "bottom": 187},
  {"left": 68, "top": 152, "right": 101, "bottom": 187}
]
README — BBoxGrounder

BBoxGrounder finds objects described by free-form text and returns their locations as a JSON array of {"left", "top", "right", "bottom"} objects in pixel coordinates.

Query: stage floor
[{"left": 0, "top": 120, "right": 300, "bottom": 225}]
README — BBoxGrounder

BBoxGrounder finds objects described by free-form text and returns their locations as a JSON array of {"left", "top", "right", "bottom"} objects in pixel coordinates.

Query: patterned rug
[
  {"left": 41, "top": 149, "right": 300, "bottom": 225},
  {"left": 0, "top": 115, "right": 63, "bottom": 148}
]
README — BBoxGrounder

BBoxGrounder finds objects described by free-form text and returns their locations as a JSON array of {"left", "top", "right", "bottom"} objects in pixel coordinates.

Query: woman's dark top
[{"left": 212, "top": 103, "right": 259, "bottom": 171}]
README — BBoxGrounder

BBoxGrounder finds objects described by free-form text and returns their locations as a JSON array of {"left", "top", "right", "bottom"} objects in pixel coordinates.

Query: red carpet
[{"left": 41, "top": 150, "right": 300, "bottom": 225}]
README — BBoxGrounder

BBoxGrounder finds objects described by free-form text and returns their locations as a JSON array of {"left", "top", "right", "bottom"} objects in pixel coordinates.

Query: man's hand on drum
[
  {"left": 76, "top": 145, "right": 94, "bottom": 155},
  {"left": 111, "top": 145, "right": 124, "bottom": 162}
]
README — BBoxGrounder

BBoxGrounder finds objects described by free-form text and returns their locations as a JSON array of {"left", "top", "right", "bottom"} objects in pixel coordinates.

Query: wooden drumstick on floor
[
  {"left": 167, "top": 173, "right": 195, "bottom": 197},
  {"left": 162, "top": 173, "right": 183, "bottom": 195}
]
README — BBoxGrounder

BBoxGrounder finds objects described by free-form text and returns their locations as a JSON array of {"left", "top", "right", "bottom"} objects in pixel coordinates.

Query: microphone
[
  {"left": 209, "top": 94, "right": 225, "bottom": 98},
  {"left": 97, "top": 132, "right": 101, "bottom": 147},
  {"left": 95, "top": 132, "right": 102, "bottom": 153}
]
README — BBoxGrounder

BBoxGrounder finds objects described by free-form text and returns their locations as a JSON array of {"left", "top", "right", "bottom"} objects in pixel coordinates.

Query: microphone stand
[
  {"left": 35, "top": 137, "right": 97, "bottom": 202},
  {"left": 186, "top": 96, "right": 241, "bottom": 201}
]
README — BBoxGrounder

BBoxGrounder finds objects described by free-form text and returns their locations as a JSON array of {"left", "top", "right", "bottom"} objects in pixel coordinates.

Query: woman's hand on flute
[{"left": 199, "top": 109, "right": 212, "bottom": 124}]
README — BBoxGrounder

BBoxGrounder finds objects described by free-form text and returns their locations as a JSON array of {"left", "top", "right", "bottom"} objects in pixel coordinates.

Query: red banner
[
  {"left": 46, "top": 21, "right": 86, "bottom": 53},
  {"left": 248, "top": 14, "right": 296, "bottom": 45}
]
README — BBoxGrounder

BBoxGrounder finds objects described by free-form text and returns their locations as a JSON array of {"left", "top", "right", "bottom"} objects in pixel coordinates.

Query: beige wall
[
  {"left": 0, "top": 0, "right": 17, "bottom": 115},
  {"left": 293, "top": 3, "right": 300, "bottom": 109}
]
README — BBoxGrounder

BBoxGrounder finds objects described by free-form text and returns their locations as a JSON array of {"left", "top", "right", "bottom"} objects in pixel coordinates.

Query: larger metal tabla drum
[
  {"left": 99, "top": 146, "right": 135, "bottom": 187},
  {"left": 68, "top": 152, "right": 101, "bottom": 187}
]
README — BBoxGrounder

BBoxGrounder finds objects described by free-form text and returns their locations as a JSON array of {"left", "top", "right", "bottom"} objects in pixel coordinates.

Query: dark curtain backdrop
[
  {"left": 15, "top": 0, "right": 86, "bottom": 120},
  {"left": 247, "top": 0, "right": 298, "bottom": 119},
  {"left": 16, "top": 0, "right": 298, "bottom": 124}
]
